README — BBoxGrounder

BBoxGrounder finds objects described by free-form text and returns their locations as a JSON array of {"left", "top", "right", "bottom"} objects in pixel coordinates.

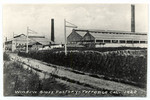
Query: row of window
[
  {"left": 96, "top": 40, "right": 147, "bottom": 44},
  {"left": 68, "top": 40, "right": 147, "bottom": 44}
]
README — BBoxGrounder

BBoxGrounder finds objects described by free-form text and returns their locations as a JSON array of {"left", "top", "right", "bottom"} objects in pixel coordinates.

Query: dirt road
[{"left": 9, "top": 53, "right": 146, "bottom": 97}]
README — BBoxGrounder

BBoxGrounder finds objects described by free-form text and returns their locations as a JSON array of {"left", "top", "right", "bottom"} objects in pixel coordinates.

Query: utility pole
[
  {"left": 13, "top": 32, "right": 14, "bottom": 38},
  {"left": 26, "top": 27, "right": 29, "bottom": 53},
  {"left": 64, "top": 19, "right": 78, "bottom": 55},
  {"left": 25, "top": 27, "right": 38, "bottom": 53},
  {"left": 131, "top": 4, "right": 135, "bottom": 32},
  {"left": 12, "top": 32, "right": 14, "bottom": 52},
  {"left": 64, "top": 19, "right": 67, "bottom": 55}
]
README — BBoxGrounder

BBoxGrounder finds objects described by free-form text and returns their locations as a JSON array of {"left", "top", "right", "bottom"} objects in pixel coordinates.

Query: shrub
[
  {"left": 4, "top": 61, "right": 68, "bottom": 96},
  {"left": 18, "top": 49, "right": 147, "bottom": 88},
  {"left": 3, "top": 52, "right": 10, "bottom": 61}
]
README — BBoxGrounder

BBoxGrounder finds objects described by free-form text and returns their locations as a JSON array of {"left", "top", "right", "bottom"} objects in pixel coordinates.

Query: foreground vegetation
[
  {"left": 44, "top": 47, "right": 146, "bottom": 52},
  {"left": 4, "top": 53, "right": 115, "bottom": 96},
  {"left": 3, "top": 52, "right": 10, "bottom": 61},
  {"left": 18, "top": 48, "right": 147, "bottom": 89},
  {"left": 4, "top": 53, "right": 68, "bottom": 96}
]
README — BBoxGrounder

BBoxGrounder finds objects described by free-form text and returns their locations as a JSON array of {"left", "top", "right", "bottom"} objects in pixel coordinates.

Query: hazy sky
[{"left": 3, "top": 4, "right": 148, "bottom": 43}]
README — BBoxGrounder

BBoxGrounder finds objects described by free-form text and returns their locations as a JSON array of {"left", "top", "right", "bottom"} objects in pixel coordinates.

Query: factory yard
[{"left": 4, "top": 47, "right": 147, "bottom": 97}]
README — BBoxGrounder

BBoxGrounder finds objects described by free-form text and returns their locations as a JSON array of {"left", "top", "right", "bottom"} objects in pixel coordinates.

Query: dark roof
[
  {"left": 14, "top": 34, "right": 25, "bottom": 38},
  {"left": 28, "top": 36, "right": 45, "bottom": 38},
  {"left": 5, "top": 41, "right": 12, "bottom": 44}
]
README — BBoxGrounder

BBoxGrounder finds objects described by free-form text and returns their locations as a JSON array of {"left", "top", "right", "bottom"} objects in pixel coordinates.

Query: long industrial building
[{"left": 67, "top": 29, "right": 147, "bottom": 48}]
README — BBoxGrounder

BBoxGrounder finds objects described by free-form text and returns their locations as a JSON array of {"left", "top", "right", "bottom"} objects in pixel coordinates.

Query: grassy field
[{"left": 18, "top": 47, "right": 147, "bottom": 89}]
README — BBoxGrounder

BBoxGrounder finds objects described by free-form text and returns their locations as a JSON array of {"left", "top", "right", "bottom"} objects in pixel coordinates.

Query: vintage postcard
[{"left": 2, "top": 3, "right": 148, "bottom": 98}]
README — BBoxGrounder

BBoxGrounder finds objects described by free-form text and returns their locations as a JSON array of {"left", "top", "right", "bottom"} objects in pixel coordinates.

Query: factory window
[
  {"left": 140, "top": 41, "right": 146, "bottom": 43},
  {"left": 104, "top": 40, "right": 111, "bottom": 43},
  {"left": 120, "top": 40, "right": 126, "bottom": 43},
  {"left": 133, "top": 41, "right": 139, "bottom": 43},
  {"left": 112, "top": 40, "right": 118, "bottom": 43},
  {"left": 127, "top": 40, "right": 133, "bottom": 43},
  {"left": 96, "top": 40, "right": 103, "bottom": 42},
  {"left": 85, "top": 40, "right": 94, "bottom": 42}
]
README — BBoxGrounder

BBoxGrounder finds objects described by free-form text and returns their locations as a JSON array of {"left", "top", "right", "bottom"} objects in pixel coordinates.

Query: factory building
[
  {"left": 67, "top": 29, "right": 147, "bottom": 48},
  {"left": 5, "top": 34, "right": 52, "bottom": 52},
  {"left": 5, "top": 19, "right": 56, "bottom": 52}
]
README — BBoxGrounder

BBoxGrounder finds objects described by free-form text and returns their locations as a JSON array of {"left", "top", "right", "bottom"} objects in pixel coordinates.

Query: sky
[{"left": 3, "top": 4, "right": 148, "bottom": 43}]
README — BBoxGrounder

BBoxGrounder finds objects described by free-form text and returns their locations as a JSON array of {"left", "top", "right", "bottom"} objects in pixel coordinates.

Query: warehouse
[
  {"left": 5, "top": 34, "right": 52, "bottom": 52},
  {"left": 67, "top": 29, "right": 147, "bottom": 48}
]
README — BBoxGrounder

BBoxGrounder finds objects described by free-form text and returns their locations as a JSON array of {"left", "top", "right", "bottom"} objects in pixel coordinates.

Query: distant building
[
  {"left": 5, "top": 34, "right": 53, "bottom": 52},
  {"left": 67, "top": 29, "right": 87, "bottom": 44},
  {"left": 67, "top": 29, "right": 147, "bottom": 48}
]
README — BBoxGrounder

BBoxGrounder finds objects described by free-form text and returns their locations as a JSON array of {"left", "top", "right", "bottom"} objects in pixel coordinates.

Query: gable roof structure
[{"left": 67, "top": 30, "right": 83, "bottom": 42}]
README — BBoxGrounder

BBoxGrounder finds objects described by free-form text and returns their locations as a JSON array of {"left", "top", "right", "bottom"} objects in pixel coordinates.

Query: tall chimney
[
  {"left": 131, "top": 4, "right": 135, "bottom": 32},
  {"left": 5, "top": 37, "right": 7, "bottom": 42},
  {"left": 51, "top": 19, "right": 54, "bottom": 42}
]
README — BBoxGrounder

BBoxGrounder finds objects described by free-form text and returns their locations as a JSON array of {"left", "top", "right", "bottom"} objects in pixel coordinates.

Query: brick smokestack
[
  {"left": 5, "top": 37, "right": 7, "bottom": 42},
  {"left": 131, "top": 4, "right": 135, "bottom": 32},
  {"left": 51, "top": 19, "right": 54, "bottom": 42}
]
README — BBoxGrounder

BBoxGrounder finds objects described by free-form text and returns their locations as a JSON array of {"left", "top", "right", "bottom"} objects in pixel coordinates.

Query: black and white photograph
[{"left": 2, "top": 2, "right": 149, "bottom": 98}]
